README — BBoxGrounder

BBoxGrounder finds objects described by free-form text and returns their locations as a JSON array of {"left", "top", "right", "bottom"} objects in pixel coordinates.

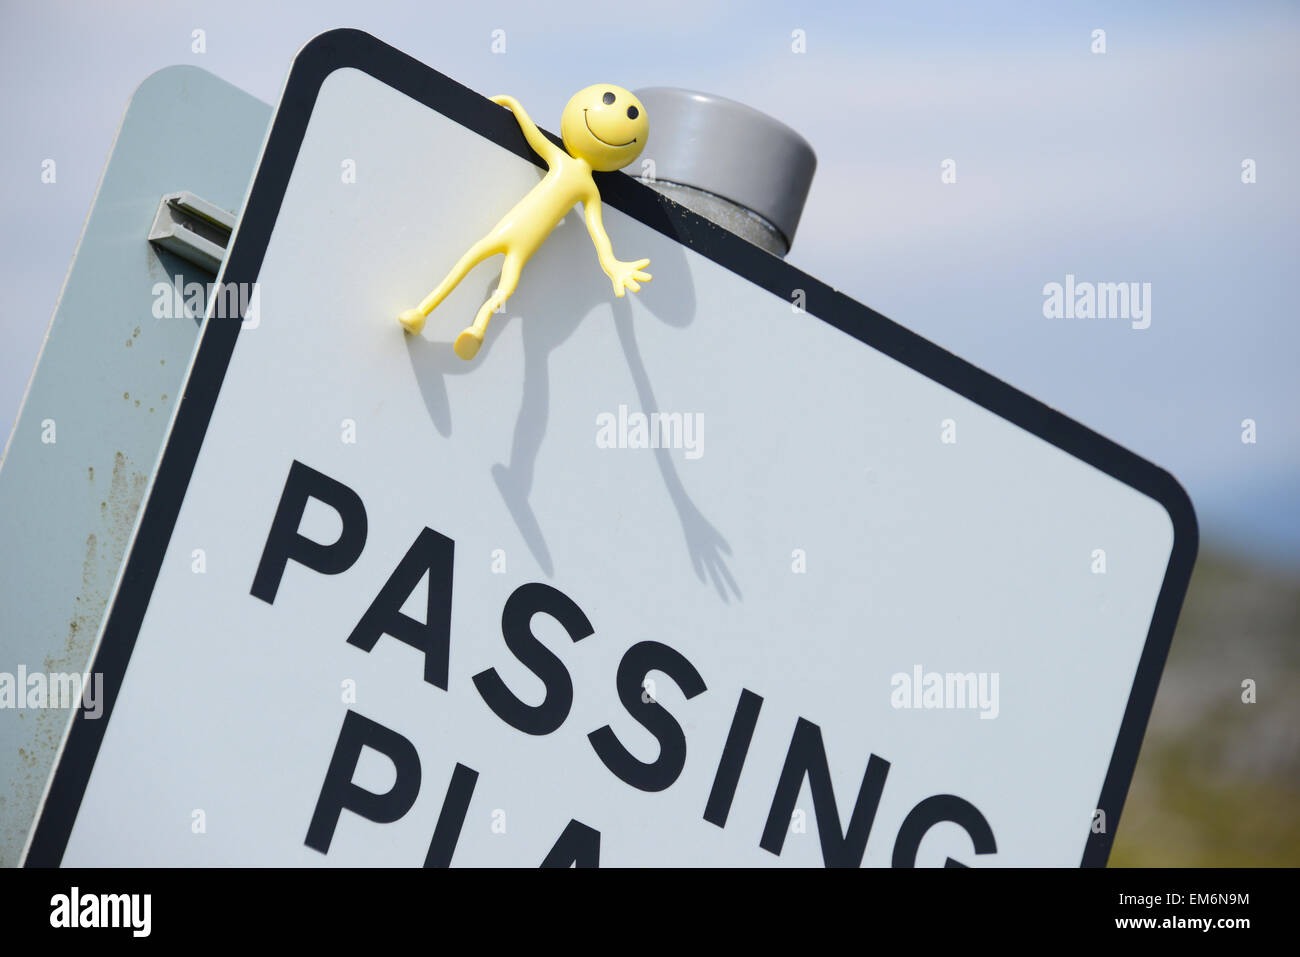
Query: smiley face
[{"left": 560, "top": 84, "right": 648, "bottom": 172}]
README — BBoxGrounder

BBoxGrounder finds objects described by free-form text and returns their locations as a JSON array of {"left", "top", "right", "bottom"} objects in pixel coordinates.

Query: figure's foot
[
  {"left": 399, "top": 308, "right": 426, "bottom": 335},
  {"left": 454, "top": 327, "right": 483, "bottom": 360},
  {"left": 492, "top": 464, "right": 554, "bottom": 576}
]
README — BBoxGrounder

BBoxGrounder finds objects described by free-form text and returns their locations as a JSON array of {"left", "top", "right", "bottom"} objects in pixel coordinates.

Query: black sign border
[{"left": 25, "top": 28, "right": 1198, "bottom": 868}]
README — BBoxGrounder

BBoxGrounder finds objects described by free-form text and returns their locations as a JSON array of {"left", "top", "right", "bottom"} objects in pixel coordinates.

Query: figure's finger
[
  {"left": 705, "top": 560, "right": 727, "bottom": 603},
  {"left": 613, "top": 282, "right": 626, "bottom": 298},
  {"left": 720, "top": 561, "right": 741, "bottom": 599},
  {"left": 633, "top": 270, "right": 652, "bottom": 282},
  {"left": 631, "top": 258, "right": 650, "bottom": 270},
  {"left": 624, "top": 279, "right": 641, "bottom": 293}
]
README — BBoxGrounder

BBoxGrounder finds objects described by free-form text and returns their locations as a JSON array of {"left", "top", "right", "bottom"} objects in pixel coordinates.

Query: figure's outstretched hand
[
  {"left": 609, "top": 258, "right": 652, "bottom": 297},
  {"left": 677, "top": 495, "right": 741, "bottom": 603}
]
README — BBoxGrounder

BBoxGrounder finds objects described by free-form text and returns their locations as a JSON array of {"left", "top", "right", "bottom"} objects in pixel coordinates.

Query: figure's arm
[
  {"left": 490, "top": 95, "right": 563, "bottom": 166},
  {"left": 582, "top": 192, "right": 651, "bottom": 297}
]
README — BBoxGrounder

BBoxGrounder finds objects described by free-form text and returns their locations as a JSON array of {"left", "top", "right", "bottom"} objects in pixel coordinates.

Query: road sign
[{"left": 26, "top": 30, "right": 1196, "bottom": 867}]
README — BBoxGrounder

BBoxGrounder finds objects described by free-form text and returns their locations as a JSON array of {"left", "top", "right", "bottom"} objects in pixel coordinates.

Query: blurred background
[{"left": 1, "top": 0, "right": 1296, "bottom": 864}]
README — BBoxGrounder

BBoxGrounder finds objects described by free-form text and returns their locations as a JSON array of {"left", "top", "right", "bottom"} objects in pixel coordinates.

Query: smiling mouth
[{"left": 583, "top": 109, "right": 636, "bottom": 148}]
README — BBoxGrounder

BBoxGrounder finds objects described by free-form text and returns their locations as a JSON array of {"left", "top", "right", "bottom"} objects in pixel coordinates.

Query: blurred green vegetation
[{"left": 1110, "top": 546, "right": 1300, "bottom": 866}]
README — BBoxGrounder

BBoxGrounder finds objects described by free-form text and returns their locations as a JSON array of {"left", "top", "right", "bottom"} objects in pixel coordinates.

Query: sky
[{"left": 1, "top": 0, "right": 1297, "bottom": 565}]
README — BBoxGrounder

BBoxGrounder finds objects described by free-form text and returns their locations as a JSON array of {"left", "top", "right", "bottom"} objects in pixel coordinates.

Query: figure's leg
[
  {"left": 454, "top": 251, "right": 523, "bottom": 360},
  {"left": 400, "top": 237, "right": 498, "bottom": 335}
]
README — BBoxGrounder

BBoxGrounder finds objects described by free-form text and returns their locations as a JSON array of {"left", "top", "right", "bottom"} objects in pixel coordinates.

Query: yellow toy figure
[{"left": 399, "top": 85, "right": 653, "bottom": 360}]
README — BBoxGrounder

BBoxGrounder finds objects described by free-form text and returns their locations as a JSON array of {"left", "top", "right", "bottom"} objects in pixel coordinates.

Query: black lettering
[
  {"left": 347, "top": 527, "right": 455, "bottom": 689},
  {"left": 424, "top": 763, "right": 479, "bottom": 867},
  {"left": 588, "top": 640, "right": 707, "bottom": 792},
  {"left": 704, "top": 688, "right": 764, "bottom": 827},
  {"left": 305, "top": 710, "right": 420, "bottom": 854},
  {"left": 540, "top": 819, "right": 601, "bottom": 868},
  {"left": 251, "top": 460, "right": 367, "bottom": 603},
  {"left": 472, "top": 583, "right": 593, "bottom": 735},
  {"left": 759, "top": 717, "right": 890, "bottom": 867},
  {"left": 892, "top": 794, "right": 996, "bottom": 867}
]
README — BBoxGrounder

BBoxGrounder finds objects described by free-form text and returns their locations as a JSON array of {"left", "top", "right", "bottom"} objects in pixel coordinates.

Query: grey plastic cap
[{"left": 633, "top": 87, "right": 817, "bottom": 250}]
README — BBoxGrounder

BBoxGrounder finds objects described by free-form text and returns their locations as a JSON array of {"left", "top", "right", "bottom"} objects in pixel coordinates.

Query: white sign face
[{"left": 28, "top": 31, "right": 1196, "bottom": 868}]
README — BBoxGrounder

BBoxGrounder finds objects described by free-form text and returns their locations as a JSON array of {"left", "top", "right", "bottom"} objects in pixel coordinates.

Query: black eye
[
  {"left": 602, "top": 91, "right": 615, "bottom": 104},
  {"left": 626, "top": 106, "right": 639, "bottom": 119}
]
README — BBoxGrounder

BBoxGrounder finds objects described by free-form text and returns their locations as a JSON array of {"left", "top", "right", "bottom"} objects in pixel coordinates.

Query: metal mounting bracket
[{"left": 147, "top": 190, "right": 235, "bottom": 273}]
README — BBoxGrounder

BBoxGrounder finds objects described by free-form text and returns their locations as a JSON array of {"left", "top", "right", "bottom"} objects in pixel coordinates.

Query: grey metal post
[{"left": 632, "top": 87, "right": 817, "bottom": 257}]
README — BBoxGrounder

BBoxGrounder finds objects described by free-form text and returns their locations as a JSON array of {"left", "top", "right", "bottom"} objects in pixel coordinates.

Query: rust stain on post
[{"left": 0, "top": 451, "right": 149, "bottom": 866}]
